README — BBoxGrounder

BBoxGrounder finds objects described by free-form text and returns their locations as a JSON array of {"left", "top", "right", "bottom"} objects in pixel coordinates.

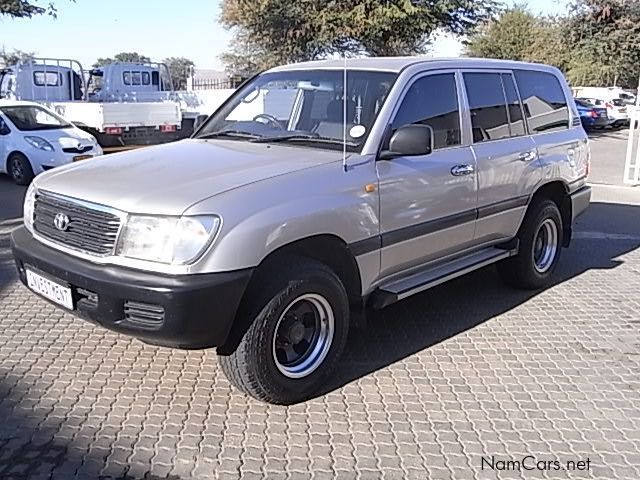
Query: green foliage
[
  {"left": 93, "top": 52, "right": 151, "bottom": 68},
  {"left": 163, "top": 57, "right": 195, "bottom": 90},
  {"left": 0, "top": 0, "right": 56, "bottom": 18},
  {"left": 466, "top": 7, "right": 569, "bottom": 70},
  {"left": 565, "top": 0, "right": 640, "bottom": 87},
  {"left": 466, "top": 0, "right": 640, "bottom": 88},
  {"left": 220, "top": 0, "right": 498, "bottom": 74}
]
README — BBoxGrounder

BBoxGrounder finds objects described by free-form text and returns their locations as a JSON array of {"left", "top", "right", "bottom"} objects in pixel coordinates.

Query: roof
[{"left": 269, "top": 56, "right": 556, "bottom": 73}]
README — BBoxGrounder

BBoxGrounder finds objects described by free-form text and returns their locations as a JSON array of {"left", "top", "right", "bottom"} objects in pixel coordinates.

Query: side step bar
[{"left": 369, "top": 243, "right": 519, "bottom": 309}]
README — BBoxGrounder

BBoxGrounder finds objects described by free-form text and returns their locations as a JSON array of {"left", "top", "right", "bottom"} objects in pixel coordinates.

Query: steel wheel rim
[
  {"left": 272, "top": 293, "right": 335, "bottom": 379},
  {"left": 533, "top": 218, "right": 558, "bottom": 273},
  {"left": 10, "top": 158, "right": 23, "bottom": 181}
]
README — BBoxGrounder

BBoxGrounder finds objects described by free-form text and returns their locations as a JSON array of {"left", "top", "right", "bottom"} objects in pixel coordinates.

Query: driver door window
[{"left": 391, "top": 73, "right": 462, "bottom": 150}]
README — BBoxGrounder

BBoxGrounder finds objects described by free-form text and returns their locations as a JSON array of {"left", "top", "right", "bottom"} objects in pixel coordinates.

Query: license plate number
[{"left": 26, "top": 269, "right": 73, "bottom": 309}]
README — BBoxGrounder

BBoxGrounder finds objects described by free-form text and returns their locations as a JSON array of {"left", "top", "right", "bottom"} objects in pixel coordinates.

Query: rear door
[
  {"left": 514, "top": 69, "right": 588, "bottom": 192},
  {"left": 377, "top": 71, "right": 477, "bottom": 278},
  {"left": 462, "top": 71, "right": 540, "bottom": 244}
]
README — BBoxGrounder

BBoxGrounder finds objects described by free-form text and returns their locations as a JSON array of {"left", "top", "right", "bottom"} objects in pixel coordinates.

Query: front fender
[{"left": 185, "top": 158, "right": 380, "bottom": 273}]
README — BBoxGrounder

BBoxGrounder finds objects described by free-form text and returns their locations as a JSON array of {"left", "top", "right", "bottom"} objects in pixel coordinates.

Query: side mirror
[
  {"left": 379, "top": 124, "right": 434, "bottom": 160},
  {"left": 0, "top": 118, "right": 10, "bottom": 136},
  {"left": 193, "top": 114, "right": 209, "bottom": 132}
]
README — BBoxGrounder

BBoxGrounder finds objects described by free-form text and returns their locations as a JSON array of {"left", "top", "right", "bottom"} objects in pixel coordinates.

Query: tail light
[
  {"left": 160, "top": 125, "right": 177, "bottom": 133},
  {"left": 105, "top": 127, "right": 123, "bottom": 135},
  {"left": 605, "top": 102, "right": 613, "bottom": 109}
]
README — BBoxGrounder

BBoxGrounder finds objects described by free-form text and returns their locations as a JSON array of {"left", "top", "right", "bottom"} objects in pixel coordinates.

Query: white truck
[{"left": 0, "top": 58, "right": 193, "bottom": 148}]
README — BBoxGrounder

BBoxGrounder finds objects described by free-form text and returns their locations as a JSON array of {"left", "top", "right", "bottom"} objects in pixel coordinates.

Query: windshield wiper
[
  {"left": 252, "top": 134, "right": 355, "bottom": 147},
  {"left": 198, "top": 130, "right": 263, "bottom": 140}
]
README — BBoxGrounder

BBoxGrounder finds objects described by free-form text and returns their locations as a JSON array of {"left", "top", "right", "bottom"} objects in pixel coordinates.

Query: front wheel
[
  {"left": 498, "top": 199, "right": 563, "bottom": 290},
  {"left": 8, "top": 153, "right": 34, "bottom": 186},
  {"left": 218, "top": 257, "right": 350, "bottom": 404}
]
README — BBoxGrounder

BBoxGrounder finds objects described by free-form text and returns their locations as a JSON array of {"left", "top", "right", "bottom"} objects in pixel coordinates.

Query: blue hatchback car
[{"left": 575, "top": 98, "right": 609, "bottom": 129}]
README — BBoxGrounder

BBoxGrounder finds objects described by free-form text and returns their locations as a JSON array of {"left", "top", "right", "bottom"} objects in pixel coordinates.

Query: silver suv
[{"left": 11, "top": 58, "right": 591, "bottom": 404}]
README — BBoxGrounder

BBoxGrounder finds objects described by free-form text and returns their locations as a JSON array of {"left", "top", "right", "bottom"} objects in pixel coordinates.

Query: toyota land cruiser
[{"left": 11, "top": 58, "right": 591, "bottom": 404}]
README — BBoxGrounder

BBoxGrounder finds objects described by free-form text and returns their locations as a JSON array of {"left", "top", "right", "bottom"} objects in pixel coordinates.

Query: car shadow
[{"left": 318, "top": 200, "right": 640, "bottom": 397}]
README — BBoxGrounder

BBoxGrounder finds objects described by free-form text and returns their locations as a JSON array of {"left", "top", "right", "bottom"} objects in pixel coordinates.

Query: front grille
[
  {"left": 34, "top": 192, "right": 121, "bottom": 255},
  {"left": 62, "top": 145, "right": 93, "bottom": 154},
  {"left": 124, "top": 301, "right": 165, "bottom": 329}
]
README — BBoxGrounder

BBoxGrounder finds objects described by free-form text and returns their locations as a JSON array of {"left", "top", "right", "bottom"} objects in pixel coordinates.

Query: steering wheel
[{"left": 253, "top": 113, "right": 284, "bottom": 130}]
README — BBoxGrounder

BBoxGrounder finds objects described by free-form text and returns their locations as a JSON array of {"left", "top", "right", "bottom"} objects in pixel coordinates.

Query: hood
[{"left": 36, "top": 139, "right": 342, "bottom": 215}]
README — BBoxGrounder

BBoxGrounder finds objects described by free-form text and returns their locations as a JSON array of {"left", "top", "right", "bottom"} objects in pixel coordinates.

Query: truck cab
[
  {"left": 0, "top": 60, "right": 84, "bottom": 102},
  {"left": 87, "top": 62, "right": 174, "bottom": 103}
]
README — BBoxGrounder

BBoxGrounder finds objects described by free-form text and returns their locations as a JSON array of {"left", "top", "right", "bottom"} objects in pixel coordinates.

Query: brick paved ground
[{"left": 0, "top": 184, "right": 639, "bottom": 480}]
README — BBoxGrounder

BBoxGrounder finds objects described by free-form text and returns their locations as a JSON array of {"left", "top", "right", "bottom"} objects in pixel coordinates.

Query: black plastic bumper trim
[{"left": 11, "top": 226, "right": 253, "bottom": 349}]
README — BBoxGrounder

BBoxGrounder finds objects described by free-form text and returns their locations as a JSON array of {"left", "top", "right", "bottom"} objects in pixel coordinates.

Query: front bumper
[
  {"left": 11, "top": 226, "right": 253, "bottom": 349},
  {"left": 570, "top": 185, "right": 591, "bottom": 221}
]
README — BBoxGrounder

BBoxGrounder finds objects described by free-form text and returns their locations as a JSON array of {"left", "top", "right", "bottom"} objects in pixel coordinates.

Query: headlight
[
  {"left": 24, "top": 136, "right": 55, "bottom": 152},
  {"left": 23, "top": 183, "right": 36, "bottom": 232},
  {"left": 116, "top": 215, "right": 221, "bottom": 264}
]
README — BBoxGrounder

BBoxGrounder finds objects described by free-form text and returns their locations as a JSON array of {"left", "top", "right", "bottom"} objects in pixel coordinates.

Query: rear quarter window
[{"left": 514, "top": 70, "right": 570, "bottom": 133}]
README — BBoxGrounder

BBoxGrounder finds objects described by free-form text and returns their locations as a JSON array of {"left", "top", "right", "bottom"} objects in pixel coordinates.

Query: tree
[
  {"left": 220, "top": 0, "right": 498, "bottom": 74},
  {"left": 93, "top": 52, "right": 151, "bottom": 68},
  {"left": 0, "top": 0, "right": 58, "bottom": 18},
  {"left": 163, "top": 57, "right": 195, "bottom": 90},
  {"left": 466, "top": 7, "right": 538, "bottom": 61},
  {"left": 565, "top": 0, "right": 640, "bottom": 87},
  {"left": 465, "top": 6, "right": 569, "bottom": 70},
  {"left": 0, "top": 48, "right": 34, "bottom": 66}
]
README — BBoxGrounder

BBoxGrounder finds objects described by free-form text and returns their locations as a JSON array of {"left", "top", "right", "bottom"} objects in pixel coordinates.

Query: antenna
[{"left": 342, "top": 54, "right": 348, "bottom": 172}]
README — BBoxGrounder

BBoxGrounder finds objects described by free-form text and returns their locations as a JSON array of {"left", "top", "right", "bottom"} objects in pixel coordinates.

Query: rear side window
[
  {"left": 514, "top": 70, "right": 569, "bottom": 133},
  {"left": 392, "top": 73, "right": 461, "bottom": 150},
  {"left": 464, "top": 72, "right": 510, "bottom": 142},
  {"left": 33, "top": 71, "right": 62, "bottom": 87}
]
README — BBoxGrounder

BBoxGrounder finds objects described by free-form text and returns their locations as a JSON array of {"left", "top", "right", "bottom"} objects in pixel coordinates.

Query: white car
[{"left": 0, "top": 100, "right": 103, "bottom": 185}]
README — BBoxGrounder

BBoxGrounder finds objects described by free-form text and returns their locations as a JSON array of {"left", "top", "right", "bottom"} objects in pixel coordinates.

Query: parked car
[
  {"left": 11, "top": 58, "right": 590, "bottom": 404},
  {"left": 0, "top": 100, "right": 102, "bottom": 185},
  {"left": 574, "top": 98, "right": 609, "bottom": 129},
  {"left": 579, "top": 97, "right": 629, "bottom": 128}
]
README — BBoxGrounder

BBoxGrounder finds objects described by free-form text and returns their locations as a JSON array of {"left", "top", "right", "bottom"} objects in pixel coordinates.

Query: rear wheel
[
  {"left": 218, "top": 257, "right": 350, "bottom": 404},
  {"left": 7, "top": 153, "right": 34, "bottom": 186},
  {"left": 498, "top": 199, "right": 563, "bottom": 290}
]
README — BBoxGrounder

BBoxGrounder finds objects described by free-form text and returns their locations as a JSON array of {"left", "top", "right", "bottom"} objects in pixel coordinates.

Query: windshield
[
  {"left": 612, "top": 98, "right": 625, "bottom": 107},
  {"left": 195, "top": 69, "right": 398, "bottom": 152},
  {"left": 0, "top": 105, "right": 71, "bottom": 131}
]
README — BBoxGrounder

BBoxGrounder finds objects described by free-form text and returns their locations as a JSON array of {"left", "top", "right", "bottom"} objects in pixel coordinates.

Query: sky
[{"left": 1, "top": 0, "right": 569, "bottom": 71}]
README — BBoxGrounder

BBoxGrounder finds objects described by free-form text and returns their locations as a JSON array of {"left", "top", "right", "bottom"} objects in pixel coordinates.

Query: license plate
[
  {"left": 26, "top": 269, "right": 73, "bottom": 309},
  {"left": 73, "top": 154, "right": 93, "bottom": 162}
]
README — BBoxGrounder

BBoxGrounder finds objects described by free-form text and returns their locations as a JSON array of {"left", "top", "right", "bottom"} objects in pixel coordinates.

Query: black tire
[
  {"left": 7, "top": 153, "right": 34, "bottom": 186},
  {"left": 498, "top": 199, "right": 563, "bottom": 290},
  {"left": 218, "top": 257, "right": 350, "bottom": 405}
]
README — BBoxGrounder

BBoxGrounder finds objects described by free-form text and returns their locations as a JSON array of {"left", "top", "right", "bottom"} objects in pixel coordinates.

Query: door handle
[
  {"left": 519, "top": 150, "right": 538, "bottom": 162},
  {"left": 450, "top": 164, "right": 475, "bottom": 176}
]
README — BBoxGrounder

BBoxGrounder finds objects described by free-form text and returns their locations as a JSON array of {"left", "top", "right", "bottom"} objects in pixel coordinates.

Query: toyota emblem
[{"left": 53, "top": 213, "right": 70, "bottom": 231}]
